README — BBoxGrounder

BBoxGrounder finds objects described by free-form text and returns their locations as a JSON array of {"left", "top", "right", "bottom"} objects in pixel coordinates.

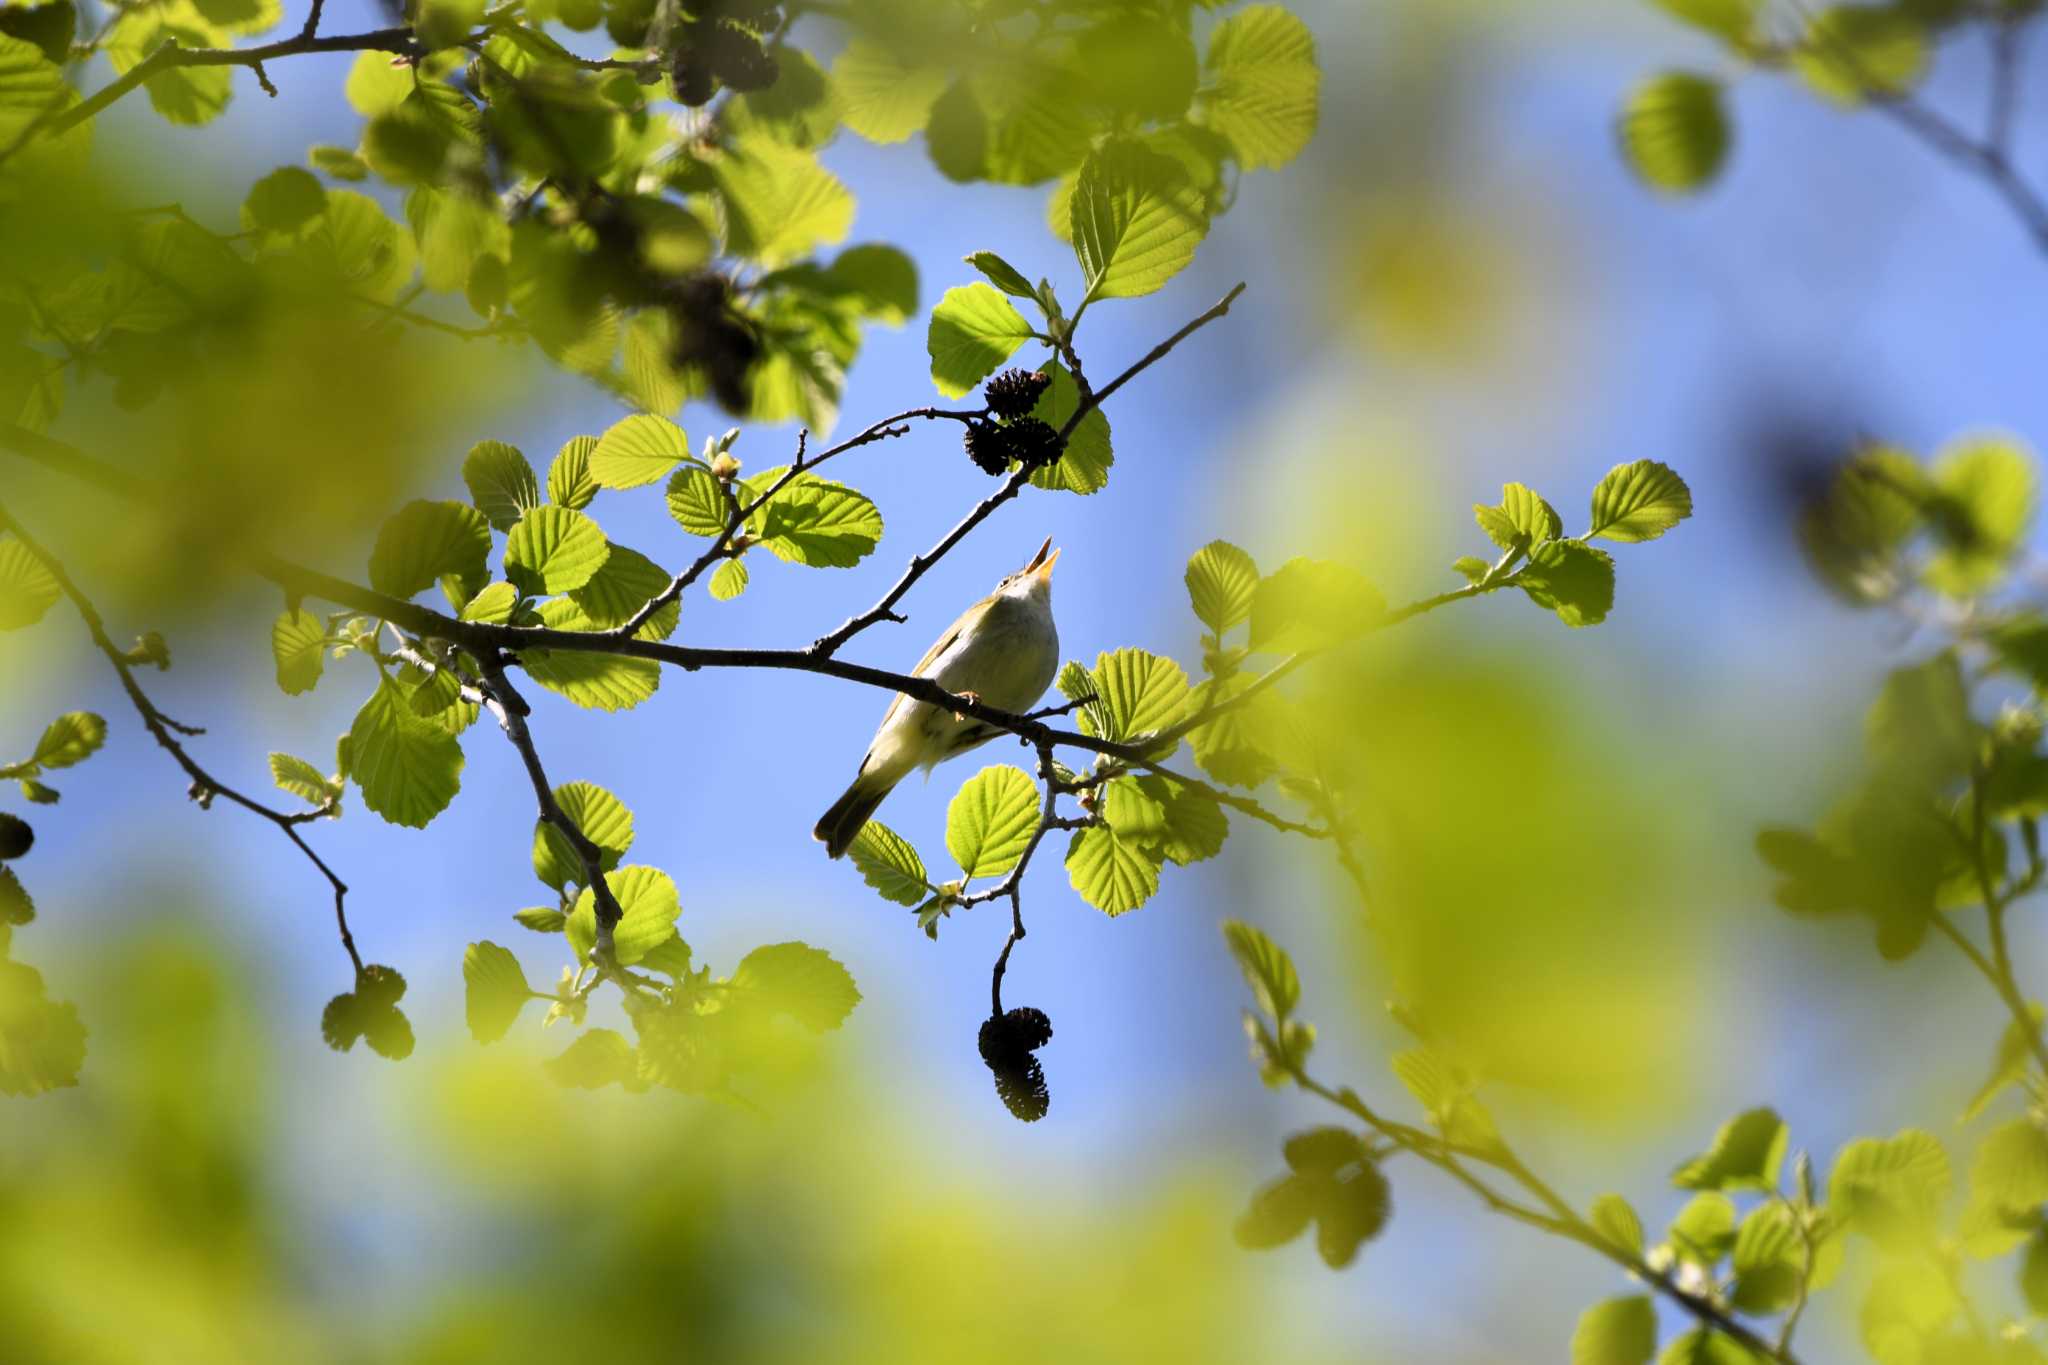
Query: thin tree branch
[
  {"left": 0, "top": 499, "right": 361, "bottom": 974},
  {"left": 808, "top": 283, "right": 1248, "bottom": 657}
]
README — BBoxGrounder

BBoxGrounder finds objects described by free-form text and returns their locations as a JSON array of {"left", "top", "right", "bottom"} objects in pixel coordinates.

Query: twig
[
  {"left": 0, "top": 499, "right": 362, "bottom": 974},
  {"left": 471, "top": 659, "right": 632, "bottom": 968},
  {"left": 808, "top": 283, "right": 1248, "bottom": 657}
]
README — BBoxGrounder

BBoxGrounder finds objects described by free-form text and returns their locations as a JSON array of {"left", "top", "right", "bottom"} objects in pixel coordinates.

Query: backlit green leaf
[
  {"left": 1250, "top": 558, "right": 1387, "bottom": 652},
  {"left": 946, "top": 765, "right": 1040, "bottom": 878},
  {"left": 1196, "top": 4, "right": 1321, "bottom": 170},
  {"left": 368, "top": 500, "right": 492, "bottom": 599},
  {"left": 272, "top": 609, "right": 326, "bottom": 695},
  {"left": 1571, "top": 1296, "right": 1655, "bottom": 1365},
  {"left": 461, "top": 440, "right": 541, "bottom": 532},
  {"left": 1223, "top": 919, "right": 1299, "bottom": 1019},
  {"left": 567, "top": 864, "right": 679, "bottom": 967},
  {"left": 715, "top": 137, "right": 854, "bottom": 269},
  {"left": 1186, "top": 540, "right": 1261, "bottom": 635},
  {"left": 0, "top": 539, "right": 59, "bottom": 631},
  {"left": 532, "top": 780, "right": 635, "bottom": 891},
  {"left": 347, "top": 678, "right": 464, "bottom": 828},
  {"left": 666, "top": 465, "right": 731, "bottom": 537},
  {"left": 1619, "top": 73, "right": 1730, "bottom": 194},
  {"left": 1475, "top": 483, "right": 1564, "bottom": 551},
  {"left": 727, "top": 941, "right": 861, "bottom": 1032},
  {"left": 1518, "top": 541, "right": 1616, "bottom": 628},
  {"left": 31, "top": 712, "right": 103, "bottom": 770},
  {"left": 268, "top": 752, "right": 339, "bottom": 807},
  {"left": 588, "top": 414, "right": 690, "bottom": 490},
  {"left": 1071, "top": 139, "right": 1208, "bottom": 302},
  {"left": 709, "top": 558, "right": 749, "bottom": 602},
  {"left": 752, "top": 474, "right": 883, "bottom": 568},
  {"left": 1590, "top": 1194, "right": 1645, "bottom": 1256},
  {"left": 847, "top": 820, "right": 930, "bottom": 907},
  {"left": 928, "top": 282, "right": 1036, "bottom": 399},
  {"left": 1025, "top": 360, "right": 1114, "bottom": 494},
  {"left": 1066, "top": 824, "right": 1160, "bottom": 916},
  {"left": 462, "top": 940, "right": 532, "bottom": 1044},
  {"left": 1923, "top": 433, "right": 2036, "bottom": 597},
  {"left": 504, "top": 505, "right": 610, "bottom": 596},
  {"left": 1829, "top": 1128, "right": 1951, "bottom": 1247},
  {"left": 1672, "top": 1107, "right": 1788, "bottom": 1192},
  {"left": 567, "top": 544, "right": 675, "bottom": 639},
  {"left": 1793, "top": 5, "right": 1930, "bottom": 106},
  {"left": 522, "top": 599, "right": 661, "bottom": 711},
  {"left": 1590, "top": 460, "right": 1695, "bottom": 542},
  {"left": 1072, "top": 648, "right": 1191, "bottom": 746},
  {"left": 831, "top": 38, "right": 947, "bottom": 144},
  {"left": 965, "top": 250, "right": 1036, "bottom": 299},
  {"left": 548, "top": 434, "right": 599, "bottom": 508}
]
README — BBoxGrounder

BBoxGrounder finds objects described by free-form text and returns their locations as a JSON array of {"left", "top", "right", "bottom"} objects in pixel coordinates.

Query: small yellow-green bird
[{"left": 815, "top": 537, "right": 1062, "bottom": 858}]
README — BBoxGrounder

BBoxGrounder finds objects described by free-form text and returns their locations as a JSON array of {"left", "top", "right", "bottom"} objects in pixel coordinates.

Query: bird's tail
[{"left": 813, "top": 766, "right": 898, "bottom": 860}]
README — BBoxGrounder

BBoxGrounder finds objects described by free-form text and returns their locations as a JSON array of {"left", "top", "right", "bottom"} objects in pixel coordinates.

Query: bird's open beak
[{"left": 1024, "top": 536, "right": 1059, "bottom": 580}]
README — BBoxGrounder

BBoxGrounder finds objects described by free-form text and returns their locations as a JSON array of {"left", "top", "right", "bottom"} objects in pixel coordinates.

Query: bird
[{"left": 814, "top": 536, "right": 1062, "bottom": 859}]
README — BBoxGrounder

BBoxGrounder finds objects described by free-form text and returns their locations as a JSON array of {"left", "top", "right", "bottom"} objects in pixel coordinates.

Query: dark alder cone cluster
[
  {"left": 1234, "top": 1127, "right": 1393, "bottom": 1269},
  {"left": 964, "top": 369, "right": 1064, "bottom": 477},
  {"left": 0, "top": 812, "right": 32, "bottom": 861},
  {"left": 984, "top": 367, "right": 1051, "bottom": 420},
  {"left": 320, "top": 964, "right": 416, "bottom": 1060},
  {"left": 667, "top": 1, "right": 785, "bottom": 107},
  {"left": 663, "top": 272, "right": 762, "bottom": 414},
  {"left": 978, "top": 1005, "right": 1054, "bottom": 1122}
]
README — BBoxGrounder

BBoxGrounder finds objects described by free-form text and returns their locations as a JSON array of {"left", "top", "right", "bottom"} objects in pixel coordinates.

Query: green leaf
[
  {"left": 548, "top": 434, "right": 599, "bottom": 509},
  {"left": 1571, "top": 1296, "right": 1655, "bottom": 1365},
  {"left": 1668, "top": 1191, "right": 1737, "bottom": 1266},
  {"left": 1070, "top": 140, "right": 1208, "bottom": 303},
  {"left": 0, "top": 32, "right": 69, "bottom": 152},
  {"left": 945, "top": 765, "right": 1040, "bottom": 878},
  {"left": 29, "top": 712, "right": 103, "bottom": 770},
  {"left": 1589, "top": 460, "right": 1695, "bottom": 542},
  {"left": 1658, "top": 1330, "right": 1765, "bottom": 1365},
  {"left": 309, "top": 144, "right": 369, "bottom": 181},
  {"left": 965, "top": 250, "right": 1037, "bottom": 299},
  {"left": 513, "top": 906, "right": 564, "bottom": 933},
  {"left": 242, "top": 166, "right": 327, "bottom": 233},
  {"left": 1672, "top": 1107, "right": 1789, "bottom": 1192},
  {"left": 106, "top": 11, "right": 231, "bottom": 125},
  {"left": 1072, "top": 648, "right": 1191, "bottom": 747},
  {"left": 346, "top": 678, "right": 464, "bottom": 828},
  {"left": 269, "top": 752, "right": 339, "bottom": 807},
  {"left": 460, "top": 581, "right": 519, "bottom": 624},
  {"left": 0, "top": 958, "right": 85, "bottom": 1095},
  {"left": 1186, "top": 540, "right": 1261, "bottom": 635},
  {"left": 1962, "top": 1004, "right": 2045, "bottom": 1122},
  {"left": 460, "top": 440, "right": 542, "bottom": 532},
  {"left": 1475, "top": 483, "right": 1564, "bottom": 551},
  {"left": 1650, "top": 0, "right": 1760, "bottom": 43},
  {"left": 368, "top": 500, "right": 492, "bottom": 600},
  {"left": 1730, "top": 1201, "right": 1832, "bottom": 1312},
  {"left": 1828, "top": 1128, "right": 1951, "bottom": 1247},
  {"left": 546, "top": 1028, "right": 639, "bottom": 1089},
  {"left": 1249, "top": 558, "right": 1387, "bottom": 653},
  {"left": 1923, "top": 434, "right": 2036, "bottom": 597},
  {"left": 709, "top": 558, "right": 749, "bottom": 602},
  {"left": 727, "top": 941, "right": 861, "bottom": 1032},
  {"left": 567, "top": 543, "right": 675, "bottom": 639},
  {"left": 1590, "top": 1194, "right": 1645, "bottom": 1256},
  {"left": 1865, "top": 652, "right": 1976, "bottom": 784},
  {"left": 1196, "top": 4, "right": 1321, "bottom": 170},
  {"left": 714, "top": 137, "right": 854, "bottom": 268},
  {"left": 270, "top": 607, "right": 328, "bottom": 695},
  {"left": 1619, "top": 73, "right": 1730, "bottom": 195},
  {"left": 831, "top": 38, "right": 947, "bottom": 144},
  {"left": 406, "top": 185, "right": 508, "bottom": 293},
  {"left": 504, "top": 505, "right": 610, "bottom": 596},
  {"left": 532, "top": 780, "right": 635, "bottom": 891},
  {"left": 751, "top": 474, "right": 883, "bottom": 568},
  {"left": 1792, "top": 5, "right": 1930, "bottom": 106},
  {"left": 1969, "top": 1118, "right": 2048, "bottom": 1213},
  {"left": 1142, "top": 774, "right": 1229, "bottom": 867},
  {"left": 847, "top": 820, "right": 931, "bottom": 907},
  {"left": 0, "top": 539, "right": 59, "bottom": 631},
  {"left": 588, "top": 414, "right": 690, "bottom": 490},
  {"left": 522, "top": 598, "right": 661, "bottom": 711},
  {"left": 567, "top": 864, "right": 680, "bottom": 966},
  {"left": 1066, "top": 824, "right": 1160, "bottom": 916},
  {"left": 927, "top": 282, "right": 1035, "bottom": 399},
  {"left": 1519, "top": 541, "right": 1616, "bottom": 628},
  {"left": 1222, "top": 919, "right": 1299, "bottom": 1020},
  {"left": 462, "top": 941, "right": 532, "bottom": 1044},
  {"left": 637, "top": 936, "right": 693, "bottom": 978},
  {"left": 1023, "top": 359, "right": 1114, "bottom": 495},
  {"left": 667, "top": 464, "right": 733, "bottom": 540}
]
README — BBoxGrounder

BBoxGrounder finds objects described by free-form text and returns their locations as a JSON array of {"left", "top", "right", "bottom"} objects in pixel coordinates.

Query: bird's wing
[{"left": 871, "top": 602, "right": 980, "bottom": 738}]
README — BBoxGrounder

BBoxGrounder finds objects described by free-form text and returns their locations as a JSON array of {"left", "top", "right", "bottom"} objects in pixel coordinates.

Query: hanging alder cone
[{"left": 984, "top": 368, "right": 1051, "bottom": 420}]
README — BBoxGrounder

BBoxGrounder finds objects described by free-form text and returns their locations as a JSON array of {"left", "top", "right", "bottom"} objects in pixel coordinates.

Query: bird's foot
[{"left": 952, "top": 690, "right": 981, "bottom": 722}]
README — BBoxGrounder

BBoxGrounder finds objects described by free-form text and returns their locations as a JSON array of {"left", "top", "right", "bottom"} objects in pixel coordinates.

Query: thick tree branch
[{"left": 0, "top": 499, "right": 362, "bottom": 974}]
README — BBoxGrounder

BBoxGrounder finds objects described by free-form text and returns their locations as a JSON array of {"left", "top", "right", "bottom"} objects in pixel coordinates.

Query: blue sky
[{"left": 10, "top": 1, "right": 2048, "bottom": 1356}]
